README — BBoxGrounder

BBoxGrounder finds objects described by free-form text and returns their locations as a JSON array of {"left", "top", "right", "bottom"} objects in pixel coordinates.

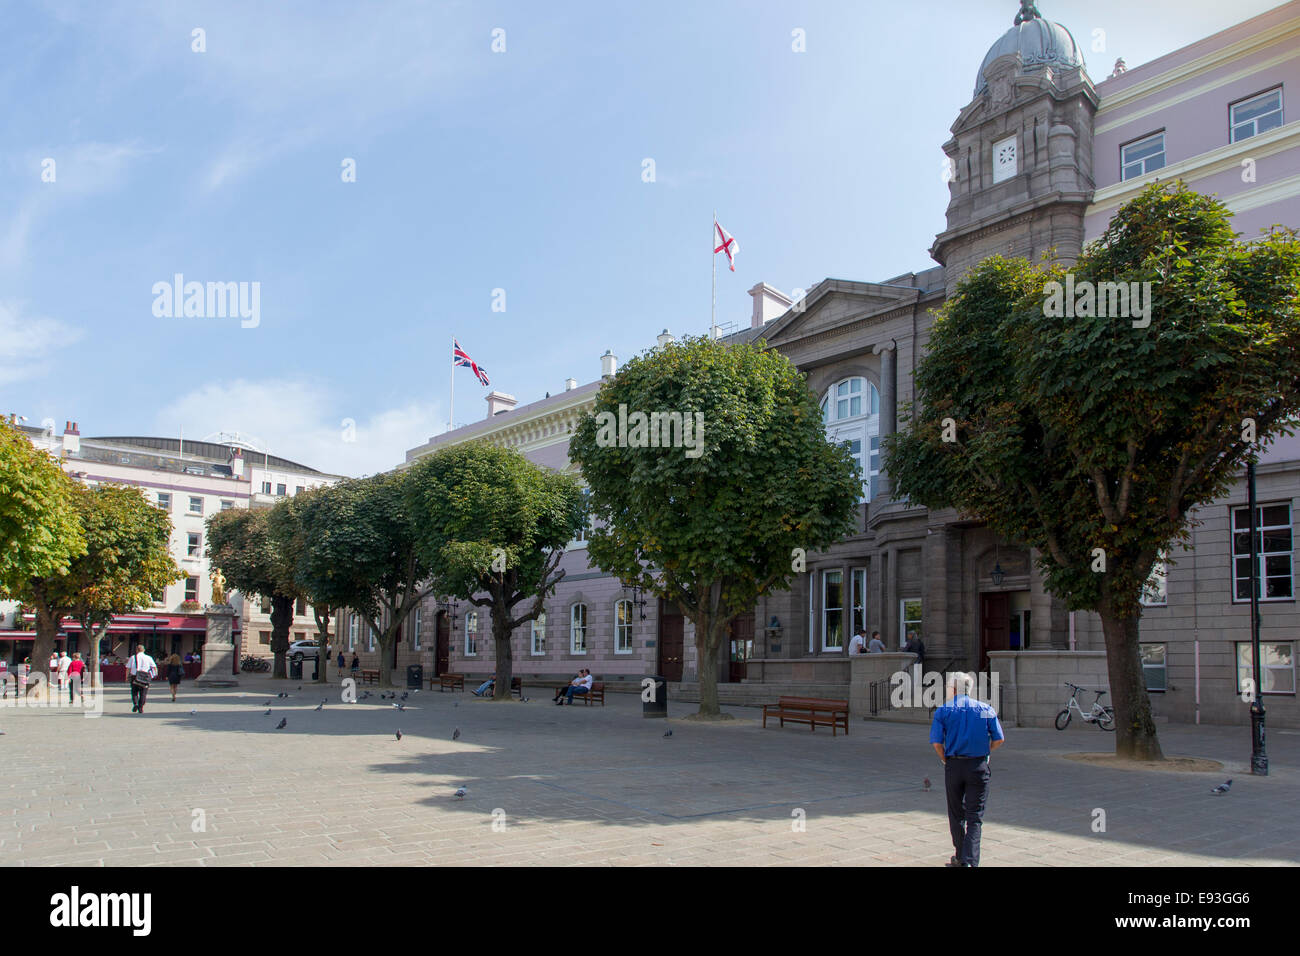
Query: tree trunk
[
  {"left": 691, "top": 613, "right": 726, "bottom": 718},
  {"left": 270, "top": 595, "right": 292, "bottom": 680},
  {"left": 1098, "top": 601, "right": 1164, "bottom": 760},
  {"left": 314, "top": 608, "right": 332, "bottom": 684},
  {"left": 377, "top": 625, "right": 399, "bottom": 689},
  {"left": 87, "top": 623, "right": 108, "bottom": 697},
  {"left": 31, "top": 605, "right": 62, "bottom": 696},
  {"left": 492, "top": 612, "right": 513, "bottom": 701}
]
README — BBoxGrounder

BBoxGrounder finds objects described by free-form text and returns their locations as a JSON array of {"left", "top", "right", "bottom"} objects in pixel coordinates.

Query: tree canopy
[{"left": 0, "top": 419, "right": 84, "bottom": 589}]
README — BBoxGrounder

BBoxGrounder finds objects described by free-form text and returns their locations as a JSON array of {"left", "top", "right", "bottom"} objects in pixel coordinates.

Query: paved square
[{"left": 2, "top": 675, "right": 1297, "bottom": 866}]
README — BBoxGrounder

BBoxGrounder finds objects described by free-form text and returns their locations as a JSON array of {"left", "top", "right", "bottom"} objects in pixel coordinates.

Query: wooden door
[
  {"left": 979, "top": 593, "right": 1010, "bottom": 671},
  {"left": 727, "top": 615, "right": 754, "bottom": 683},
  {"left": 658, "top": 608, "right": 683, "bottom": 683},
  {"left": 435, "top": 612, "right": 450, "bottom": 676}
]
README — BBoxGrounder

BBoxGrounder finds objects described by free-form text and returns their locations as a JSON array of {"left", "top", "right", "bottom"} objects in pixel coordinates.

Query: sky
[{"left": 0, "top": 0, "right": 1288, "bottom": 476}]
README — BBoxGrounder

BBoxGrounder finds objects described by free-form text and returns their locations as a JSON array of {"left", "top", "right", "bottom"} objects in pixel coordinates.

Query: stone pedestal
[{"left": 195, "top": 605, "right": 239, "bottom": 688}]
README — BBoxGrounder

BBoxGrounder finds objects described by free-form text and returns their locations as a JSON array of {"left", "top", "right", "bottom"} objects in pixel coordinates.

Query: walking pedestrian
[
  {"left": 68, "top": 652, "right": 86, "bottom": 704},
  {"left": 337, "top": 649, "right": 346, "bottom": 678},
  {"left": 350, "top": 653, "right": 359, "bottom": 678},
  {"left": 57, "top": 651, "right": 71, "bottom": 697},
  {"left": 127, "top": 644, "right": 158, "bottom": 714},
  {"left": 929, "top": 672, "right": 1004, "bottom": 867},
  {"left": 166, "top": 652, "right": 184, "bottom": 702}
]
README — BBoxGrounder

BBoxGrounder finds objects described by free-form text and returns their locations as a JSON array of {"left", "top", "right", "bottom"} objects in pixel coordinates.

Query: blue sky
[{"left": 0, "top": 0, "right": 1285, "bottom": 475}]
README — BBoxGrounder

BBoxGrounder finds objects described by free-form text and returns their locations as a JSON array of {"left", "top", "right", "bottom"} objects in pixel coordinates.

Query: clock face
[{"left": 993, "top": 136, "right": 1017, "bottom": 183}]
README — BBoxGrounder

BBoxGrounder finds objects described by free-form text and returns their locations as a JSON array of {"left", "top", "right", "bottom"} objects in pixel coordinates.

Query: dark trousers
[
  {"left": 130, "top": 680, "right": 150, "bottom": 712},
  {"left": 944, "top": 755, "right": 990, "bottom": 866}
]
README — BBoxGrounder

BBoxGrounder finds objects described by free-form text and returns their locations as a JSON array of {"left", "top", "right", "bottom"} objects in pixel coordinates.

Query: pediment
[{"left": 759, "top": 279, "right": 921, "bottom": 346}]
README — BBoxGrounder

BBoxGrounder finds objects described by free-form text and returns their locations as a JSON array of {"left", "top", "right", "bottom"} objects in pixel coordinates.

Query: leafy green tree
[
  {"left": 207, "top": 506, "right": 300, "bottom": 680},
  {"left": 569, "top": 335, "right": 861, "bottom": 717},
  {"left": 267, "top": 491, "right": 337, "bottom": 684},
  {"left": 0, "top": 418, "right": 85, "bottom": 593},
  {"left": 406, "top": 442, "right": 585, "bottom": 700},
  {"left": 292, "top": 471, "right": 433, "bottom": 689},
  {"left": 886, "top": 183, "right": 1300, "bottom": 760}
]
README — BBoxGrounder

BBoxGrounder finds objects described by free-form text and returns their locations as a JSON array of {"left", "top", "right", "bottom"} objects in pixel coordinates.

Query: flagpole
[
  {"left": 711, "top": 210, "right": 717, "bottom": 341},
  {"left": 450, "top": 336, "right": 455, "bottom": 432}
]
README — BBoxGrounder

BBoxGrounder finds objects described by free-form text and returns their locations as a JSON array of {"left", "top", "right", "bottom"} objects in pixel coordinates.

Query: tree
[
  {"left": 3, "top": 479, "right": 178, "bottom": 684},
  {"left": 886, "top": 182, "right": 1300, "bottom": 760},
  {"left": 206, "top": 506, "right": 300, "bottom": 680},
  {"left": 0, "top": 418, "right": 85, "bottom": 594},
  {"left": 569, "top": 335, "right": 861, "bottom": 717},
  {"left": 406, "top": 442, "right": 585, "bottom": 701},
  {"left": 292, "top": 471, "right": 433, "bottom": 689},
  {"left": 267, "top": 491, "right": 336, "bottom": 684}
]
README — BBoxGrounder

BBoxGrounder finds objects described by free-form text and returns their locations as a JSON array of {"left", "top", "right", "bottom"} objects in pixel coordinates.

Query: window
[
  {"left": 1236, "top": 642, "right": 1295, "bottom": 697},
  {"left": 1232, "top": 503, "right": 1292, "bottom": 602},
  {"left": 821, "top": 377, "right": 881, "bottom": 502},
  {"left": 296, "top": 598, "right": 306, "bottom": 616},
  {"left": 262, "top": 481, "right": 272, "bottom": 494},
  {"left": 1141, "top": 552, "right": 1168, "bottom": 607},
  {"left": 570, "top": 603, "right": 588, "bottom": 654},
  {"left": 367, "top": 621, "right": 375, "bottom": 652},
  {"left": 465, "top": 611, "right": 478, "bottom": 656},
  {"left": 184, "top": 576, "right": 199, "bottom": 602},
  {"left": 900, "top": 599, "right": 922, "bottom": 649},
  {"left": 348, "top": 613, "right": 358, "bottom": 649},
  {"left": 822, "top": 570, "right": 844, "bottom": 651},
  {"left": 531, "top": 612, "right": 547, "bottom": 656},
  {"left": 187, "top": 532, "right": 201, "bottom": 557},
  {"left": 295, "top": 486, "right": 304, "bottom": 496},
  {"left": 1120, "top": 132, "right": 1165, "bottom": 181},
  {"left": 156, "top": 492, "right": 171, "bottom": 511},
  {"left": 260, "top": 596, "right": 272, "bottom": 614},
  {"left": 411, "top": 607, "right": 422, "bottom": 650},
  {"left": 1230, "top": 88, "right": 1283, "bottom": 143},
  {"left": 851, "top": 568, "right": 867, "bottom": 637},
  {"left": 220, "top": 499, "right": 235, "bottom": 511},
  {"left": 1141, "top": 643, "right": 1167, "bottom": 692},
  {"left": 188, "top": 496, "right": 204, "bottom": 515},
  {"left": 295, "top": 631, "right": 306, "bottom": 642},
  {"left": 259, "top": 630, "right": 271, "bottom": 646},
  {"left": 276, "top": 483, "right": 287, "bottom": 496},
  {"left": 615, "top": 600, "right": 633, "bottom": 654}
]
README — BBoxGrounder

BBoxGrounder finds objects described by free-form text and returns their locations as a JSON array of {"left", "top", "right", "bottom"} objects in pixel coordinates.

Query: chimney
[
  {"left": 485, "top": 390, "right": 518, "bottom": 418},
  {"left": 600, "top": 350, "right": 618, "bottom": 380},
  {"left": 656, "top": 329, "right": 675, "bottom": 348},
  {"left": 564, "top": 377, "right": 578, "bottom": 392},
  {"left": 748, "top": 282, "right": 793, "bottom": 328},
  {"left": 230, "top": 446, "right": 245, "bottom": 478},
  {"left": 61, "top": 420, "right": 80, "bottom": 456}
]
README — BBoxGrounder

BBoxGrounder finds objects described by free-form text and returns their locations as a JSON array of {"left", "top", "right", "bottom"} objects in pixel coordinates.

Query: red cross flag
[{"left": 714, "top": 220, "right": 738, "bottom": 272}]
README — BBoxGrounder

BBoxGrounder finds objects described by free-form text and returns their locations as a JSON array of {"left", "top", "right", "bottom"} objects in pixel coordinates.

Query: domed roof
[{"left": 974, "top": 10, "right": 1085, "bottom": 97}]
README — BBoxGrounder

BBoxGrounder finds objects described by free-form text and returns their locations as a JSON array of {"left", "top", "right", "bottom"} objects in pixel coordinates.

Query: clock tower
[{"left": 930, "top": 3, "right": 1097, "bottom": 295}]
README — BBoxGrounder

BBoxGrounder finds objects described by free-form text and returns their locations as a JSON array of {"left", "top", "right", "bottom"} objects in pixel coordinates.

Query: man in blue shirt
[{"left": 929, "top": 672, "right": 1005, "bottom": 867}]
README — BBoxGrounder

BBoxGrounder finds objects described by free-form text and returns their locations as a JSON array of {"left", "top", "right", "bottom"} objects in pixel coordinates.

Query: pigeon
[
  {"left": 521, "top": 697, "right": 530, "bottom": 702},
  {"left": 922, "top": 778, "right": 932, "bottom": 792},
  {"left": 663, "top": 729, "right": 673, "bottom": 737},
  {"left": 1211, "top": 779, "right": 1232, "bottom": 794},
  {"left": 454, "top": 786, "right": 467, "bottom": 800},
  {"left": 392, "top": 703, "right": 405, "bottom": 711},
  {"left": 452, "top": 728, "right": 461, "bottom": 741},
  {"left": 315, "top": 702, "right": 323, "bottom": 711},
  {"left": 276, "top": 718, "right": 287, "bottom": 729},
  {"left": 396, "top": 729, "right": 402, "bottom": 741},
  {"left": 453, "top": 701, "right": 459, "bottom": 708},
  {"left": 263, "top": 701, "right": 272, "bottom": 707},
  {"left": 190, "top": 709, "right": 196, "bottom": 715},
  {"left": 297, "top": 685, "right": 302, "bottom": 690},
  {"left": 400, "top": 692, "right": 409, "bottom": 701},
  {"left": 264, "top": 709, "right": 272, "bottom": 716}
]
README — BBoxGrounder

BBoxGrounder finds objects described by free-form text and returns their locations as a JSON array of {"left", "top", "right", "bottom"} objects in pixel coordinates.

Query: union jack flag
[{"left": 453, "top": 339, "right": 490, "bottom": 386}]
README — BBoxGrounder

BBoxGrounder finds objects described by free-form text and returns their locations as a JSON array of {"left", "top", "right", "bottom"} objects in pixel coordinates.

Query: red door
[
  {"left": 658, "top": 606, "right": 683, "bottom": 683},
  {"left": 979, "top": 593, "right": 1010, "bottom": 671}
]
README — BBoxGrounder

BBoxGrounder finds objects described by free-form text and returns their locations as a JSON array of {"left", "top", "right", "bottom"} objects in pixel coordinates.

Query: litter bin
[
  {"left": 311, "top": 656, "right": 319, "bottom": 680},
  {"left": 289, "top": 658, "right": 303, "bottom": 679},
  {"left": 642, "top": 675, "right": 667, "bottom": 718},
  {"left": 406, "top": 664, "right": 423, "bottom": 689}
]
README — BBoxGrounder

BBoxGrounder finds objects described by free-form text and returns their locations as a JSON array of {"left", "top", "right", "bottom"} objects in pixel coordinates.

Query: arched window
[
  {"left": 820, "top": 377, "right": 880, "bottom": 501},
  {"left": 570, "top": 603, "right": 588, "bottom": 654},
  {"left": 614, "top": 600, "right": 633, "bottom": 654}
]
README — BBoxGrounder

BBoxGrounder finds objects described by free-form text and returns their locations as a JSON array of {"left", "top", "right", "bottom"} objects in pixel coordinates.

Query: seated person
[
  {"left": 553, "top": 670, "right": 585, "bottom": 702},
  {"left": 558, "top": 668, "right": 593, "bottom": 705},
  {"left": 473, "top": 675, "right": 496, "bottom": 697}
]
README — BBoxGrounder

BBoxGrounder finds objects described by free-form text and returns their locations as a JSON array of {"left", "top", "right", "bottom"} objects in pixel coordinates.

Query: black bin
[
  {"left": 642, "top": 675, "right": 668, "bottom": 718},
  {"left": 289, "top": 658, "right": 303, "bottom": 679},
  {"left": 406, "top": 664, "right": 424, "bottom": 689}
]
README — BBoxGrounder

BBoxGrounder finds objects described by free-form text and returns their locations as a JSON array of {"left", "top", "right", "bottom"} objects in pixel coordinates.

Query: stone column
[
  {"left": 195, "top": 604, "right": 239, "bottom": 688},
  {"left": 873, "top": 340, "right": 897, "bottom": 498}
]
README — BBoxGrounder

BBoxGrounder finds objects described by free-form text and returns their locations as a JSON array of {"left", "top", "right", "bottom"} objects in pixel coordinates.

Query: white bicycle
[{"left": 1055, "top": 682, "right": 1115, "bottom": 731}]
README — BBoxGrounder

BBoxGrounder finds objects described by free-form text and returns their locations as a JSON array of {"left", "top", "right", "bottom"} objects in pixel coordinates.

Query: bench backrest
[
  {"left": 590, "top": 682, "right": 604, "bottom": 691},
  {"left": 778, "top": 696, "right": 849, "bottom": 709}
]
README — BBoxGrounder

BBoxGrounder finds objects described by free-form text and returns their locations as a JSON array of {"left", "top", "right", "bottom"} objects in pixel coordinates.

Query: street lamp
[
  {"left": 1246, "top": 462, "right": 1268, "bottom": 775},
  {"left": 622, "top": 583, "right": 648, "bottom": 620}
]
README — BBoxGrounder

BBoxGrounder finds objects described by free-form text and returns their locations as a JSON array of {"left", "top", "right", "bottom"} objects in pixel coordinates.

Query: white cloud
[
  {"left": 156, "top": 378, "right": 443, "bottom": 477},
  {"left": 0, "top": 301, "right": 83, "bottom": 385}
]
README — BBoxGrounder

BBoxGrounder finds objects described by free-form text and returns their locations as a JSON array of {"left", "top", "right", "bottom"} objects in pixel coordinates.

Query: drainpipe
[
  {"left": 1068, "top": 610, "right": 1076, "bottom": 651},
  {"left": 1194, "top": 639, "right": 1201, "bottom": 726}
]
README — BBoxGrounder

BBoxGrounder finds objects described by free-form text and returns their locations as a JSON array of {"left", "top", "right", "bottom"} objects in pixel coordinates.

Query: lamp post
[{"left": 1246, "top": 462, "right": 1268, "bottom": 775}]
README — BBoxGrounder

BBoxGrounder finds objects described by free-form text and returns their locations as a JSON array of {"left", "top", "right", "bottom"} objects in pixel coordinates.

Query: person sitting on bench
[
  {"left": 473, "top": 674, "right": 496, "bottom": 697},
  {"left": 557, "top": 668, "right": 593, "bottom": 705}
]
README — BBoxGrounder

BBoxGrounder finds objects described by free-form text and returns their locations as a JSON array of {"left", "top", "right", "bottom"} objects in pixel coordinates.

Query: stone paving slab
[{"left": 1, "top": 674, "right": 1297, "bottom": 866}]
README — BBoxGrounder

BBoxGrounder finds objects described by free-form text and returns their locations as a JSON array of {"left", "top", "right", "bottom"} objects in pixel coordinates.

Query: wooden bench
[
  {"left": 435, "top": 673, "right": 465, "bottom": 692},
  {"left": 762, "top": 696, "right": 849, "bottom": 735},
  {"left": 358, "top": 669, "right": 379, "bottom": 685},
  {"left": 558, "top": 681, "right": 604, "bottom": 706}
]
